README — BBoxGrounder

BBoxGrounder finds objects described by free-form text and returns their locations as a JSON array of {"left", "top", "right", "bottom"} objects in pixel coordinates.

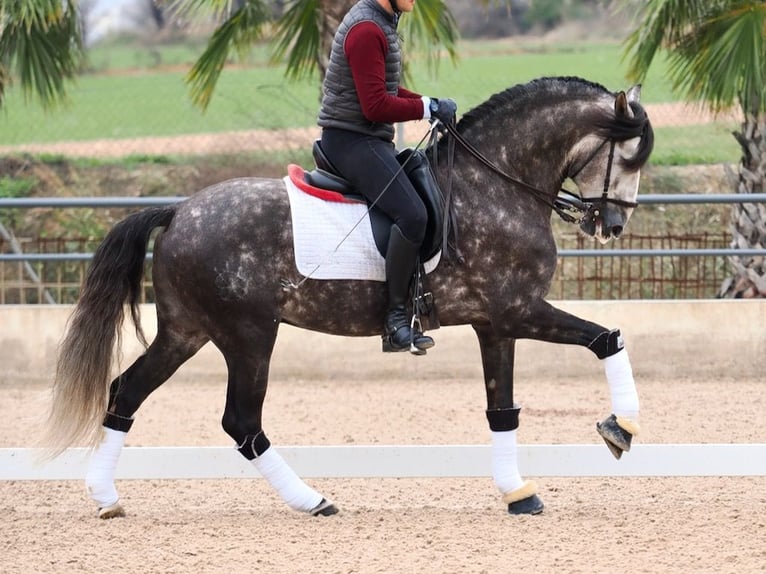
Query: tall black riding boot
[{"left": 382, "top": 224, "right": 435, "bottom": 354}]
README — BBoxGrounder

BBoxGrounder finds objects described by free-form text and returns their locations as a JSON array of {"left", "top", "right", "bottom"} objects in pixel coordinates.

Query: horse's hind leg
[
  {"left": 473, "top": 325, "right": 544, "bottom": 516},
  {"left": 217, "top": 324, "right": 337, "bottom": 517},
  {"left": 86, "top": 327, "right": 207, "bottom": 518}
]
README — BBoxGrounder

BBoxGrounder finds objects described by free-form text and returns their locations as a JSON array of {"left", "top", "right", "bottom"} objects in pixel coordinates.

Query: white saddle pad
[{"left": 284, "top": 169, "right": 440, "bottom": 281}]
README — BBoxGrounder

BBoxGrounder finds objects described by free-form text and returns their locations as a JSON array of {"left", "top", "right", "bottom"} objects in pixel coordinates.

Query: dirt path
[{"left": 0, "top": 103, "right": 740, "bottom": 160}]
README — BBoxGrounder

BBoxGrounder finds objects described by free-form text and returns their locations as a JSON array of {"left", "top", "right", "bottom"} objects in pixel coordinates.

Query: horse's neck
[{"left": 434, "top": 114, "right": 577, "bottom": 208}]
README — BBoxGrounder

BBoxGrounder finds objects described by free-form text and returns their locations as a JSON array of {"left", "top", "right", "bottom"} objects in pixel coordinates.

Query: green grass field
[{"left": 0, "top": 39, "right": 741, "bottom": 165}]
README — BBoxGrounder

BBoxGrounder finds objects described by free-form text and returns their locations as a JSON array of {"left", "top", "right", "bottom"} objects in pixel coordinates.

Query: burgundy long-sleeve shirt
[{"left": 344, "top": 21, "right": 427, "bottom": 124}]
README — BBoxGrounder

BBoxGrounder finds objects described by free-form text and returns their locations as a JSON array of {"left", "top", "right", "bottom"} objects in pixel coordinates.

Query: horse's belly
[{"left": 280, "top": 280, "right": 387, "bottom": 337}]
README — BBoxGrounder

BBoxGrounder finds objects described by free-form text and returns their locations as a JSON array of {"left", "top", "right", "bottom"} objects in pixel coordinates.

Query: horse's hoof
[
  {"left": 502, "top": 480, "right": 544, "bottom": 515},
  {"left": 596, "top": 414, "right": 640, "bottom": 460},
  {"left": 507, "top": 494, "right": 544, "bottom": 515},
  {"left": 98, "top": 502, "right": 125, "bottom": 519},
  {"left": 311, "top": 498, "right": 339, "bottom": 517}
]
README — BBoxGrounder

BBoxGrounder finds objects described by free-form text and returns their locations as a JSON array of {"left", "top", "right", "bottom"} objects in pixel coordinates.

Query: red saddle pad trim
[{"left": 287, "top": 164, "right": 364, "bottom": 204}]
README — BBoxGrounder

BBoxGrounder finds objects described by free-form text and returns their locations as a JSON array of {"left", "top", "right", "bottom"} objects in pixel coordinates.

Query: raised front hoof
[
  {"left": 98, "top": 502, "right": 125, "bottom": 519},
  {"left": 596, "top": 414, "right": 639, "bottom": 460},
  {"left": 311, "top": 498, "right": 339, "bottom": 517},
  {"left": 502, "top": 480, "right": 543, "bottom": 516},
  {"left": 507, "top": 494, "right": 544, "bottom": 516}
]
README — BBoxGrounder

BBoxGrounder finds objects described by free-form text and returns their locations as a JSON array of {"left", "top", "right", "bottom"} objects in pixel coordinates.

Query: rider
[{"left": 318, "top": 0, "right": 457, "bottom": 353}]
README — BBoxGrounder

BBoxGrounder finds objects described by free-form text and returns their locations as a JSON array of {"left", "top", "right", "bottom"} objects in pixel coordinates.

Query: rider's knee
[{"left": 396, "top": 204, "right": 427, "bottom": 245}]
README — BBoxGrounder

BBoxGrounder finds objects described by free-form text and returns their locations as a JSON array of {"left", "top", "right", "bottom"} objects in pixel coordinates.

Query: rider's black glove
[{"left": 429, "top": 97, "right": 457, "bottom": 125}]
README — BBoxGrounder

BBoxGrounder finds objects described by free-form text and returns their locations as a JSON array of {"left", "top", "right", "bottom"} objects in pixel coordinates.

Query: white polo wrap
[
  {"left": 85, "top": 427, "right": 125, "bottom": 508},
  {"left": 252, "top": 447, "right": 323, "bottom": 513},
  {"left": 604, "top": 348, "right": 639, "bottom": 420}
]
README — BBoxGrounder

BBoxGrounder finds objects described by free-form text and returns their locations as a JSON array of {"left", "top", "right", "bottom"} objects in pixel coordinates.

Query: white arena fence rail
[{"left": 2, "top": 444, "right": 765, "bottom": 481}]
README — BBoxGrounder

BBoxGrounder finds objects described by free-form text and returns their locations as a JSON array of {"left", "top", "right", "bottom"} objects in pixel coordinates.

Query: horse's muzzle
[{"left": 579, "top": 205, "right": 627, "bottom": 242}]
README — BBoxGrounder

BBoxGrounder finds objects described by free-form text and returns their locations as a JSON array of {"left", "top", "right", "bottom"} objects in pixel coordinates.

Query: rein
[{"left": 436, "top": 119, "right": 637, "bottom": 227}]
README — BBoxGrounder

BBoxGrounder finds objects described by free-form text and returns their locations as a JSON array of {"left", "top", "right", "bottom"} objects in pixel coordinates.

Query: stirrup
[
  {"left": 381, "top": 315, "right": 433, "bottom": 355},
  {"left": 409, "top": 315, "right": 433, "bottom": 355}
]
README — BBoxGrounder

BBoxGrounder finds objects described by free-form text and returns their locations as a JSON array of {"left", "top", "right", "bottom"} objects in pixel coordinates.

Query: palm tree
[
  {"left": 181, "top": 0, "right": 460, "bottom": 110},
  {"left": 1, "top": 0, "right": 506, "bottom": 112},
  {"left": 623, "top": 1, "right": 766, "bottom": 298},
  {"left": 0, "top": 0, "right": 84, "bottom": 109}
]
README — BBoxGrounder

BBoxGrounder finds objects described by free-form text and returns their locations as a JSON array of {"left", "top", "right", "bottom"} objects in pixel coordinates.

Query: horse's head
[{"left": 568, "top": 85, "right": 654, "bottom": 243}]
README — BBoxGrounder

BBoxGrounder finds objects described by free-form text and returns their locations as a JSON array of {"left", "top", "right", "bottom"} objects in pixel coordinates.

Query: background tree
[
  {"left": 0, "top": 0, "right": 514, "bottom": 111},
  {"left": 180, "top": 0, "right": 461, "bottom": 110},
  {"left": 624, "top": 0, "right": 766, "bottom": 298},
  {"left": 0, "top": 0, "right": 84, "bottom": 109}
]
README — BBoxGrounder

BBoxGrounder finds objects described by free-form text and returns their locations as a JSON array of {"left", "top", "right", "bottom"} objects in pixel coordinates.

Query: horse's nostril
[{"left": 611, "top": 225, "right": 624, "bottom": 238}]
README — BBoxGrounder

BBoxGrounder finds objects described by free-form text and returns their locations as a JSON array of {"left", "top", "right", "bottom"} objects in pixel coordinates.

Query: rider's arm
[
  {"left": 345, "top": 21, "right": 429, "bottom": 123},
  {"left": 397, "top": 86, "right": 421, "bottom": 99}
]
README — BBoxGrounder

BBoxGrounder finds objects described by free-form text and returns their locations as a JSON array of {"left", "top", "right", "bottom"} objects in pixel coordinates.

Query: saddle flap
[{"left": 396, "top": 148, "right": 445, "bottom": 261}]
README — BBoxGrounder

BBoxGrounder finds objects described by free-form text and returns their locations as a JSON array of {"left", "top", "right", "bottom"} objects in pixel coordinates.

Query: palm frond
[
  {"left": 400, "top": 0, "right": 459, "bottom": 84},
  {"left": 270, "top": 0, "right": 321, "bottom": 81},
  {"left": 185, "top": 0, "right": 271, "bottom": 110},
  {"left": 0, "top": 0, "right": 83, "bottom": 109},
  {"left": 623, "top": 0, "right": 711, "bottom": 82},
  {"left": 169, "top": 0, "right": 245, "bottom": 20},
  {"left": 624, "top": 0, "right": 766, "bottom": 115}
]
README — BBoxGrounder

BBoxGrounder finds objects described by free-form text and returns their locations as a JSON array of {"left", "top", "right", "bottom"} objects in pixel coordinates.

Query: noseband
[
  {"left": 556, "top": 139, "right": 639, "bottom": 225},
  {"left": 438, "top": 121, "right": 637, "bottom": 226}
]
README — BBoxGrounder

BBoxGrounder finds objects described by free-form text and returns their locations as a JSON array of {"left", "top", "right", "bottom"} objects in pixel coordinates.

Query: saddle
[{"left": 303, "top": 139, "right": 445, "bottom": 261}]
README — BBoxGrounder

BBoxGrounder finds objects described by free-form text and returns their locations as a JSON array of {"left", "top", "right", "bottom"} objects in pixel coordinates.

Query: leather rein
[{"left": 435, "top": 119, "right": 638, "bottom": 226}]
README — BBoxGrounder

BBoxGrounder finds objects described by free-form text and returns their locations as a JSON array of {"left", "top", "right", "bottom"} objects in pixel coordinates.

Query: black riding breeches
[{"left": 320, "top": 128, "right": 427, "bottom": 245}]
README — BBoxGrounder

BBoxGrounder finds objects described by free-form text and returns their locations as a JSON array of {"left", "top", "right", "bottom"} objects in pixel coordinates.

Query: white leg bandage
[
  {"left": 604, "top": 349, "right": 639, "bottom": 420},
  {"left": 85, "top": 427, "right": 126, "bottom": 508},
  {"left": 491, "top": 430, "right": 525, "bottom": 494},
  {"left": 252, "top": 447, "right": 323, "bottom": 513}
]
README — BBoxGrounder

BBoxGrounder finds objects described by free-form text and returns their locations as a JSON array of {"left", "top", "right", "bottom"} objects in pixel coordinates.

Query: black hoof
[
  {"left": 507, "top": 494, "right": 544, "bottom": 515},
  {"left": 311, "top": 498, "right": 339, "bottom": 517},
  {"left": 596, "top": 414, "right": 633, "bottom": 460}
]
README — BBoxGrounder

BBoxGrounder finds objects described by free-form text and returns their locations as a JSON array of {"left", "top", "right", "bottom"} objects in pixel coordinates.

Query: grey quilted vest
[{"left": 318, "top": 0, "right": 401, "bottom": 140}]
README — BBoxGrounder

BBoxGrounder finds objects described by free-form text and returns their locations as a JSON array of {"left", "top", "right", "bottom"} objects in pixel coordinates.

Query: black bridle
[
  {"left": 557, "top": 139, "right": 639, "bottom": 224},
  {"left": 436, "top": 120, "right": 638, "bottom": 227}
]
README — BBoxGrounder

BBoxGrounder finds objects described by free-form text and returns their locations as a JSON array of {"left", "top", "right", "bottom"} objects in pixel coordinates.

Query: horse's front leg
[
  {"left": 509, "top": 299, "right": 640, "bottom": 459},
  {"left": 473, "top": 325, "right": 545, "bottom": 515}
]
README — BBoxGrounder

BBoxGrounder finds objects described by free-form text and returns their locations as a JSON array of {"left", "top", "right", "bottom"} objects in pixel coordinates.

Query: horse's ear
[
  {"left": 614, "top": 91, "right": 634, "bottom": 119},
  {"left": 627, "top": 84, "right": 641, "bottom": 103}
]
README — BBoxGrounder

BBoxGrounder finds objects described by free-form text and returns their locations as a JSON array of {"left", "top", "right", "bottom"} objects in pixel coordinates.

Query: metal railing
[
  {"left": 1, "top": 194, "right": 764, "bottom": 302},
  {"left": 1, "top": 193, "right": 765, "bottom": 261}
]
